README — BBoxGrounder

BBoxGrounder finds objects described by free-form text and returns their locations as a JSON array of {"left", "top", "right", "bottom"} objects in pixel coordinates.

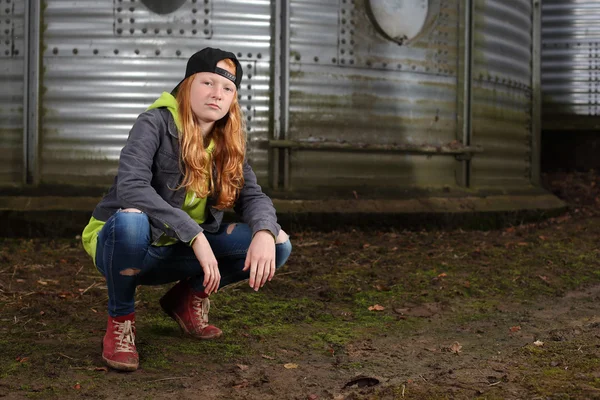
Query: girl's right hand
[{"left": 191, "top": 233, "right": 221, "bottom": 295}]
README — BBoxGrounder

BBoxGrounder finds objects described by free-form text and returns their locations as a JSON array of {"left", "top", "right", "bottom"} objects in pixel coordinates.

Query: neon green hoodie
[{"left": 81, "top": 92, "right": 214, "bottom": 263}]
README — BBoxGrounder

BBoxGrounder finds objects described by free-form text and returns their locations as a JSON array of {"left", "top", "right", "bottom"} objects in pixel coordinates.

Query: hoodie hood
[{"left": 147, "top": 91, "right": 182, "bottom": 133}]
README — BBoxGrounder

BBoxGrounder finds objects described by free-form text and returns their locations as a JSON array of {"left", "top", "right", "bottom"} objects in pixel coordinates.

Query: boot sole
[{"left": 102, "top": 355, "right": 139, "bottom": 372}]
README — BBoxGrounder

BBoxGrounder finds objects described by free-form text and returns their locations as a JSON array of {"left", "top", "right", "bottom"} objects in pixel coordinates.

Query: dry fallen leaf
[
  {"left": 232, "top": 380, "right": 248, "bottom": 389},
  {"left": 37, "top": 280, "right": 48, "bottom": 286},
  {"left": 368, "top": 304, "right": 385, "bottom": 311},
  {"left": 284, "top": 363, "right": 298, "bottom": 369},
  {"left": 533, "top": 340, "right": 544, "bottom": 347},
  {"left": 94, "top": 367, "right": 108, "bottom": 372},
  {"left": 437, "top": 272, "right": 448, "bottom": 278},
  {"left": 261, "top": 354, "right": 275, "bottom": 360},
  {"left": 509, "top": 326, "right": 521, "bottom": 333},
  {"left": 450, "top": 342, "right": 462, "bottom": 354},
  {"left": 236, "top": 364, "right": 249, "bottom": 371},
  {"left": 73, "top": 383, "right": 81, "bottom": 390}
]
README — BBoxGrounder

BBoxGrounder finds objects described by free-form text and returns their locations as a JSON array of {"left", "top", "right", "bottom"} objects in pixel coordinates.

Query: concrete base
[{"left": 0, "top": 193, "right": 566, "bottom": 237}]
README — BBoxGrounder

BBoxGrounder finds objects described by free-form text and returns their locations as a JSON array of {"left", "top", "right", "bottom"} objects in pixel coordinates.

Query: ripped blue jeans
[{"left": 95, "top": 210, "right": 292, "bottom": 317}]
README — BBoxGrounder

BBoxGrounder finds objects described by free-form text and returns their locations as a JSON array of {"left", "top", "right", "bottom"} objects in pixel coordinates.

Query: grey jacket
[{"left": 92, "top": 107, "right": 280, "bottom": 244}]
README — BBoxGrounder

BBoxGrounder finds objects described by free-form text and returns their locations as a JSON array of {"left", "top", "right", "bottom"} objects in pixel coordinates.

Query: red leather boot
[
  {"left": 159, "top": 280, "right": 222, "bottom": 339},
  {"left": 102, "top": 312, "right": 138, "bottom": 371}
]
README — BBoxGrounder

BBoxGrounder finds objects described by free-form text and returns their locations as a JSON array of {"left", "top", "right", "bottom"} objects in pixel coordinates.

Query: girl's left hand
[{"left": 243, "top": 230, "right": 276, "bottom": 291}]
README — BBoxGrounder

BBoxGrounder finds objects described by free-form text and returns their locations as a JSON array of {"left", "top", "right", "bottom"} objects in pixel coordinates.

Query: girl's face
[{"left": 190, "top": 60, "right": 237, "bottom": 125}]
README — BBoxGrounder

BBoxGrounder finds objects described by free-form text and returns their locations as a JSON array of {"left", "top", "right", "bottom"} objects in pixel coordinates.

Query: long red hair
[{"left": 175, "top": 59, "right": 246, "bottom": 209}]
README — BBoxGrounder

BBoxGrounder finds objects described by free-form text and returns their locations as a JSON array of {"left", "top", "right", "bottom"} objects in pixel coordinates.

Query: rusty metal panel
[
  {"left": 0, "top": 0, "right": 25, "bottom": 185},
  {"left": 41, "top": 0, "right": 272, "bottom": 185},
  {"left": 287, "top": 0, "right": 461, "bottom": 191},
  {"left": 470, "top": 0, "right": 533, "bottom": 188},
  {"left": 541, "top": 0, "right": 600, "bottom": 130}
]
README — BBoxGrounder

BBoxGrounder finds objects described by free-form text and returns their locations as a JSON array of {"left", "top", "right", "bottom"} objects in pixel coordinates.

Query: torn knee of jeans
[
  {"left": 120, "top": 268, "right": 141, "bottom": 276},
  {"left": 226, "top": 224, "right": 237, "bottom": 235},
  {"left": 276, "top": 230, "right": 289, "bottom": 244},
  {"left": 121, "top": 208, "right": 142, "bottom": 213}
]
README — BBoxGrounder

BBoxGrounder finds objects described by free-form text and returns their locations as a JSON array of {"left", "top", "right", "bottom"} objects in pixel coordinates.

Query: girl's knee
[
  {"left": 276, "top": 229, "right": 289, "bottom": 244},
  {"left": 275, "top": 233, "right": 292, "bottom": 269},
  {"left": 113, "top": 209, "right": 150, "bottom": 244}
]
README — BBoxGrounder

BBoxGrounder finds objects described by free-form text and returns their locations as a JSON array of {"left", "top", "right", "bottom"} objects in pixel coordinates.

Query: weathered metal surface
[
  {"left": 0, "top": 0, "right": 25, "bottom": 185},
  {"left": 541, "top": 0, "right": 600, "bottom": 130},
  {"left": 287, "top": 0, "right": 461, "bottom": 191},
  {"left": 40, "top": 0, "right": 272, "bottom": 185},
  {"left": 470, "top": 0, "right": 533, "bottom": 188}
]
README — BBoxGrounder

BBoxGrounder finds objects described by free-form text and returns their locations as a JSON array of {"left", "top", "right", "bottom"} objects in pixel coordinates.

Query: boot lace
[
  {"left": 112, "top": 319, "right": 136, "bottom": 353},
  {"left": 192, "top": 296, "right": 210, "bottom": 328}
]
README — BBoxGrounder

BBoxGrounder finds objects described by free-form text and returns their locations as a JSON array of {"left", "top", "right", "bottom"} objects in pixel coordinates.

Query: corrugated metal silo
[
  {"left": 40, "top": 0, "right": 274, "bottom": 185},
  {"left": 541, "top": 0, "right": 600, "bottom": 170},
  {"left": 0, "top": 0, "right": 25, "bottom": 185},
  {"left": 4, "top": 0, "right": 561, "bottom": 214}
]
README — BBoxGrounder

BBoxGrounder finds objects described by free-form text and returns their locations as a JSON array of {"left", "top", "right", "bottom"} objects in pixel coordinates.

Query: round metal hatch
[
  {"left": 367, "top": 0, "right": 429, "bottom": 44},
  {"left": 141, "top": 0, "right": 186, "bottom": 15}
]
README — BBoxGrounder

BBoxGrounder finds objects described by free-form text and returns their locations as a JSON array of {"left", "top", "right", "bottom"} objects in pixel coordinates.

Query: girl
[{"left": 81, "top": 47, "right": 292, "bottom": 371}]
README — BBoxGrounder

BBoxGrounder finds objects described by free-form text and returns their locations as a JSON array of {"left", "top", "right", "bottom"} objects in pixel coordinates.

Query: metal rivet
[
  {"left": 52, "top": 47, "right": 58, "bottom": 54},
  {"left": 247, "top": 116, "right": 252, "bottom": 121},
  {"left": 192, "top": 19, "right": 197, "bottom": 24},
  {"left": 257, "top": 53, "right": 262, "bottom": 59},
  {"left": 314, "top": 56, "right": 319, "bottom": 62},
  {"left": 117, "top": 28, "right": 122, "bottom": 34},
  {"left": 192, "top": 8, "right": 197, "bottom": 13},
  {"left": 93, "top": 49, "right": 98, "bottom": 55},
  {"left": 130, "top": 18, "right": 134, "bottom": 23},
  {"left": 154, "top": 28, "right": 159, "bottom": 34},
  {"left": 248, "top": 95, "right": 252, "bottom": 100},
  {"left": 237, "top": 52, "right": 242, "bottom": 57},
  {"left": 129, "top": 7, "right": 134, "bottom": 12},
  {"left": 167, "top": 28, "right": 172, "bottom": 34},
  {"left": 180, "top": 29, "right": 184, "bottom": 34},
  {"left": 176, "top": 50, "right": 181, "bottom": 56},
  {"left": 13, "top": 49, "right": 18, "bottom": 55},
  {"left": 72, "top": 48, "right": 78, "bottom": 54},
  {"left": 130, "top": 28, "right": 134, "bottom": 34},
  {"left": 247, "top": 85, "right": 251, "bottom": 90},
  {"left": 155, "top": 49, "right": 160, "bottom": 55},
  {"left": 204, "top": 19, "right": 208, "bottom": 25},
  {"left": 114, "top": 49, "right": 119, "bottom": 54},
  {"left": 248, "top": 74, "right": 252, "bottom": 79},
  {"left": 332, "top": 57, "right": 336, "bottom": 63},
  {"left": 134, "top": 49, "right": 140, "bottom": 54},
  {"left": 142, "top": 27, "right": 147, "bottom": 33},
  {"left": 117, "top": 18, "right": 123, "bottom": 23}
]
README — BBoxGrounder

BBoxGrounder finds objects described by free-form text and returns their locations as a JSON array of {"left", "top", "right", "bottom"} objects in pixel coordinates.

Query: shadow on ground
[{"left": 1, "top": 171, "right": 600, "bottom": 399}]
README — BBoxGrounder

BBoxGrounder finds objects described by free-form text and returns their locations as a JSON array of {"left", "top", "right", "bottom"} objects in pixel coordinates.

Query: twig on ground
[
  {"left": 58, "top": 353, "right": 76, "bottom": 360},
  {"left": 148, "top": 377, "right": 189, "bottom": 383},
  {"left": 81, "top": 281, "right": 101, "bottom": 295},
  {"left": 75, "top": 265, "right": 84, "bottom": 276},
  {"left": 8, "top": 266, "right": 17, "bottom": 291}
]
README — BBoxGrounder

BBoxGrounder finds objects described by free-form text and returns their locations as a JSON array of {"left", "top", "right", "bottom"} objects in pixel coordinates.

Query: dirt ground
[{"left": 1, "top": 171, "right": 600, "bottom": 400}]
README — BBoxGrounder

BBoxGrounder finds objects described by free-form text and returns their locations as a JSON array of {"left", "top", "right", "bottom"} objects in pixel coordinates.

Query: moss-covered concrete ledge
[{"left": 0, "top": 193, "right": 566, "bottom": 237}]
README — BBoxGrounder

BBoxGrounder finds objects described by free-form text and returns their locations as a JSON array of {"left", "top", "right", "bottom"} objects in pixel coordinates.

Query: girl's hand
[
  {"left": 191, "top": 233, "right": 221, "bottom": 295},
  {"left": 243, "top": 231, "right": 276, "bottom": 291}
]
